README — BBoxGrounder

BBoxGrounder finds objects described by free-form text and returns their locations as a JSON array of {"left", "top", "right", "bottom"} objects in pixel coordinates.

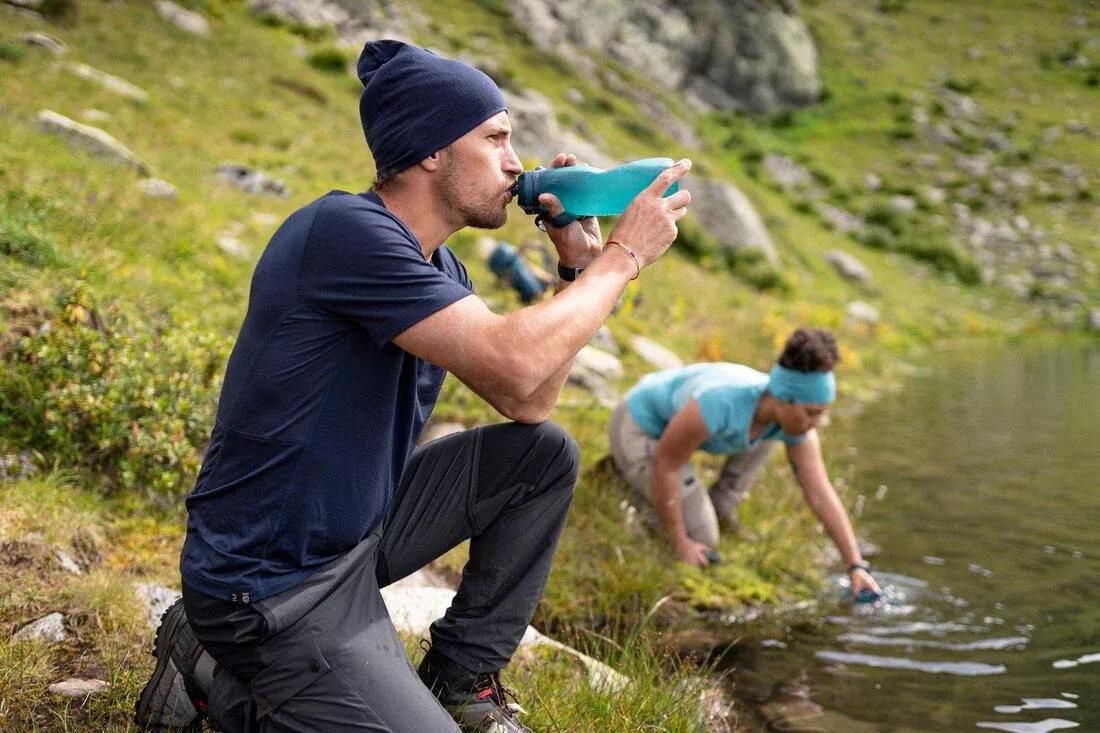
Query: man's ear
[{"left": 419, "top": 151, "right": 441, "bottom": 173}]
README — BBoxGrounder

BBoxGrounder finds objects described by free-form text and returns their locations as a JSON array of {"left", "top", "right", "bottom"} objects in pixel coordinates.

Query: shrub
[
  {"left": 0, "top": 190, "right": 62, "bottom": 267},
  {"left": 0, "top": 285, "right": 231, "bottom": 502},
  {"left": 307, "top": 46, "right": 348, "bottom": 74},
  {"left": 0, "top": 41, "right": 24, "bottom": 63}
]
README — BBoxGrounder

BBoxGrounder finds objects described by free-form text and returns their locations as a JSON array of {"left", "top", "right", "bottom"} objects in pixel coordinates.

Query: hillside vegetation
[{"left": 0, "top": 0, "right": 1096, "bottom": 730}]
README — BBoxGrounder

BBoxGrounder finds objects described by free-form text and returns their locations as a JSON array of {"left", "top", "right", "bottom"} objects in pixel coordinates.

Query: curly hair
[{"left": 777, "top": 327, "right": 839, "bottom": 373}]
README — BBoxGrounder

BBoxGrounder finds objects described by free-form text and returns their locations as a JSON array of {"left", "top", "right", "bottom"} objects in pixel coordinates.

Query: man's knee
[{"left": 528, "top": 420, "right": 580, "bottom": 485}]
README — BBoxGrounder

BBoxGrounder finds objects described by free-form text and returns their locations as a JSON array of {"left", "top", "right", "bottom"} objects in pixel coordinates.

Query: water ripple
[
  {"left": 814, "top": 650, "right": 1007, "bottom": 675},
  {"left": 975, "top": 719, "right": 1079, "bottom": 732},
  {"left": 838, "top": 632, "right": 1029, "bottom": 651}
]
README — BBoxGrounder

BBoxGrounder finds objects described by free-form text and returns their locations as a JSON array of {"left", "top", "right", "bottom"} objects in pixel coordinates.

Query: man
[
  {"left": 134, "top": 40, "right": 691, "bottom": 732},
  {"left": 608, "top": 328, "right": 881, "bottom": 600}
]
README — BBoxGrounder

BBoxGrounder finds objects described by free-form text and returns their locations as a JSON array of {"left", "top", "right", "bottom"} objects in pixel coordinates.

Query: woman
[{"left": 609, "top": 328, "right": 880, "bottom": 598}]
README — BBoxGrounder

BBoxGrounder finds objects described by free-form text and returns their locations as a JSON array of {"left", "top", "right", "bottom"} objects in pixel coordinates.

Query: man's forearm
[{"left": 495, "top": 246, "right": 635, "bottom": 399}]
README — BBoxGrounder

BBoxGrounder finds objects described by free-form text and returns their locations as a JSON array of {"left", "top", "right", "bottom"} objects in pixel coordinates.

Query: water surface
[{"left": 724, "top": 342, "right": 1099, "bottom": 731}]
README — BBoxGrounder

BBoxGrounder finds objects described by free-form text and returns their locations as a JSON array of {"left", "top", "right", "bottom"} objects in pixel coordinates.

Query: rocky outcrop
[
  {"left": 510, "top": 0, "right": 821, "bottom": 114},
  {"left": 504, "top": 89, "right": 615, "bottom": 169},
  {"left": 686, "top": 175, "right": 778, "bottom": 263}
]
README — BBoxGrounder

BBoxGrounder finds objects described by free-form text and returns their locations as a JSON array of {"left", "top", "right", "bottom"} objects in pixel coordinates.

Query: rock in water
[{"left": 36, "top": 110, "right": 149, "bottom": 173}]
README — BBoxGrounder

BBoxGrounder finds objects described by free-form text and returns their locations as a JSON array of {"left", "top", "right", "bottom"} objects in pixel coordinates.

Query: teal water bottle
[{"left": 513, "top": 157, "right": 679, "bottom": 227}]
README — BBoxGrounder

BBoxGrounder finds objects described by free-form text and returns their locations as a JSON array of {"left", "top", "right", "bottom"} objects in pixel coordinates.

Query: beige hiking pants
[{"left": 608, "top": 400, "right": 774, "bottom": 548}]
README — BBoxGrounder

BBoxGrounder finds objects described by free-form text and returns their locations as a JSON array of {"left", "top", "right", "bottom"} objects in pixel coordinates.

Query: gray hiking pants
[
  {"left": 182, "top": 421, "right": 579, "bottom": 732},
  {"left": 607, "top": 400, "right": 773, "bottom": 547}
]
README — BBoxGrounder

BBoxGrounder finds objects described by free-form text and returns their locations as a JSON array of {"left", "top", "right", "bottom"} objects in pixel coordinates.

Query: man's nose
[{"left": 503, "top": 142, "right": 523, "bottom": 176}]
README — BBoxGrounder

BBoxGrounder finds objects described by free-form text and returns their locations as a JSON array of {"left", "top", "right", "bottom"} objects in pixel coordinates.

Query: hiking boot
[
  {"left": 134, "top": 599, "right": 207, "bottom": 731},
  {"left": 438, "top": 671, "right": 533, "bottom": 733},
  {"left": 418, "top": 644, "right": 533, "bottom": 733}
]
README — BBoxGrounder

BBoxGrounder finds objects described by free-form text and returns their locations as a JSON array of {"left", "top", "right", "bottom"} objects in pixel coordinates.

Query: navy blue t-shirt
[{"left": 180, "top": 191, "right": 474, "bottom": 602}]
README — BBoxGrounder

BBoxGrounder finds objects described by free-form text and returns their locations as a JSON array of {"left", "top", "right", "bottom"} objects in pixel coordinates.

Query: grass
[{"left": 0, "top": 0, "right": 1095, "bottom": 729}]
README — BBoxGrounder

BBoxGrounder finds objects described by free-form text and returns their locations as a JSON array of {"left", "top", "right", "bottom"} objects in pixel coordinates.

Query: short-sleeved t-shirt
[
  {"left": 625, "top": 363, "right": 805, "bottom": 455},
  {"left": 181, "top": 191, "right": 474, "bottom": 603}
]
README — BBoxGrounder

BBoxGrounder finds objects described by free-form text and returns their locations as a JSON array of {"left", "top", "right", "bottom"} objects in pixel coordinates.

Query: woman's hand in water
[
  {"left": 538, "top": 153, "right": 603, "bottom": 268},
  {"left": 672, "top": 536, "right": 712, "bottom": 568},
  {"left": 850, "top": 567, "right": 882, "bottom": 599}
]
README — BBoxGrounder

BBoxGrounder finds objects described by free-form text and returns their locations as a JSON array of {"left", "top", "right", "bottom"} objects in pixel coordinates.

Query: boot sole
[{"left": 134, "top": 601, "right": 201, "bottom": 731}]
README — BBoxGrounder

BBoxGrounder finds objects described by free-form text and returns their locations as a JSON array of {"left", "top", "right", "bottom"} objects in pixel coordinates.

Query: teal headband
[{"left": 768, "top": 364, "right": 836, "bottom": 404}]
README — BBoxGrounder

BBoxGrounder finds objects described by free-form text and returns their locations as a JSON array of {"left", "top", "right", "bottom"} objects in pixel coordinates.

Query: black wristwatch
[
  {"left": 847, "top": 561, "right": 871, "bottom": 574},
  {"left": 557, "top": 261, "right": 585, "bottom": 282}
]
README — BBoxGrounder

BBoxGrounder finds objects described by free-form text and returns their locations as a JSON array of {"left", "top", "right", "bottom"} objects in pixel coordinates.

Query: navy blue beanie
[{"left": 357, "top": 40, "right": 508, "bottom": 179}]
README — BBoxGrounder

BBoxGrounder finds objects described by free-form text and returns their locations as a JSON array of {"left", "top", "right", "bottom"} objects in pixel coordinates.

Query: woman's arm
[
  {"left": 786, "top": 431, "right": 881, "bottom": 596},
  {"left": 653, "top": 399, "right": 712, "bottom": 567}
]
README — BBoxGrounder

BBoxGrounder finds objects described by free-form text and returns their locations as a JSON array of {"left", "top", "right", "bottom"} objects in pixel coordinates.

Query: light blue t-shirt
[{"left": 625, "top": 363, "right": 806, "bottom": 455}]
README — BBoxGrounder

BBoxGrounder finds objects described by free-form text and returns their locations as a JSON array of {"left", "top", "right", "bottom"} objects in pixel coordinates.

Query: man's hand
[
  {"left": 607, "top": 158, "right": 692, "bottom": 269},
  {"left": 850, "top": 567, "right": 882, "bottom": 600},
  {"left": 672, "top": 535, "right": 712, "bottom": 568},
  {"left": 538, "top": 153, "right": 603, "bottom": 268}
]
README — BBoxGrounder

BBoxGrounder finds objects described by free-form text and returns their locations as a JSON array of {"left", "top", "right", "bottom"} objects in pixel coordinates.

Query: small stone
[
  {"left": 48, "top": 678, "right": 109, "bottom": 698},
  {"left": 216, "top": 163, "right": 290, "bottom": 198},
  {"left": 13, "top": 612, "right": 67, "bottom": 643},
  {"left": 589, "top": 325, "right": 619, "bottom": 355},
  {"left": 217, "top": 234, "right": 250, "bottom": 259},
  {"left": 967, "top": 46, "right": 983, "bottom": 60},
  {"left": 135, "top": 584, "right": 180, "bottom": 629},
  {"left": 66, "top": 63, "right": 149, "bottom": 102},
  {"left": 630, "top": 336, "right": 683, "bottom": 371},
  {"left": 574, "top": 345, "right": 623, "bottom": 381},
  {"left": 915, "top": 153, "right": 941, "bottom": 168},
  {"left": 156, "top": 0, "right": 210, "bottom": 36},
  {"left": 80, "top": 108, "right": 111, "bottom": 123},
  {"left": 845, "top": 300, "right": 880, "bottom": 325},
  {"left": 814, "top": 202, "right": 865, "bottom": 235},
  {"left": 19, "top": 31, "right": 66, "bottom": 55},
  {"left": 1088, "top": 308, "right": 1100, "bottom": 332},
  {"left": 1066, "top": 121, "right": 1092, "bottom": 135},
  {"left": 826, "top": 250, "right": 871, "bottom": 283},
  {"left": 36, "top": 110, "right": 149, "bottom": 173},
  {"left": 564, "top": 87, "right": 584, "bottom": 105},
  {"left": 55, "top": 550, "right": 82, "bottom": 575},
  {"left": 763, "top": 154, "right": 813, "bottom": 191},
  {"left": 136, "top": 178, "right": 178, "bottom": 199},
  {"left": 920, "top": 186, "right": 947, "bottom": 206},
  {"left": 888, "top": 195, "right": 917, "bottom": 214},
  {"left": 863, "top": 172, "right": 882, "bottom": 191},
  {"left": 417, "top": 421, "right": 465, "bottom": 446}
]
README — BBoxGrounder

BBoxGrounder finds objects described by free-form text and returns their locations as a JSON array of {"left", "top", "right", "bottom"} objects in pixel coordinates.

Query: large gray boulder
[
  {"left": 510, "top": 0, "right": 821, "bottom": 114},
  {"left": 685, "top": 175, "right": 778, "bottom": 263},
  {"left": 504, "top": 89, "right": 615, "bottom": 168}
]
